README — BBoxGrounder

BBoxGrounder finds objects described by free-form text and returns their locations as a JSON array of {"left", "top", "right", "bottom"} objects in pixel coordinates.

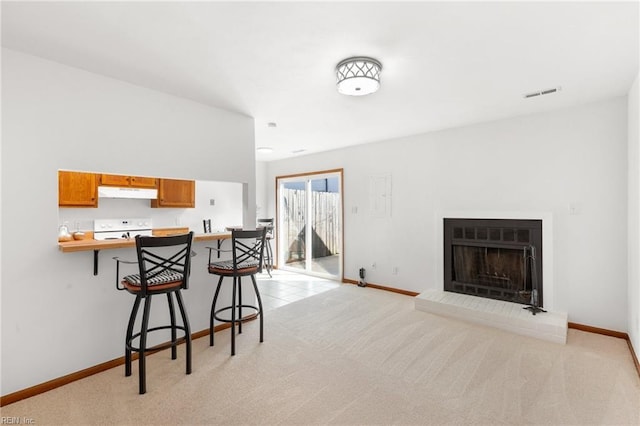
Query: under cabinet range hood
[{"left": 97, "top": 186, "right": 158, "bottom": 199}]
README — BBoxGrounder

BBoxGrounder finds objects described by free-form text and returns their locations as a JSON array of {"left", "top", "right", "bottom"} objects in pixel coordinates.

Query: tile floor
[{"left": 256, "top": 269, "right": 341, "bottom": 312}]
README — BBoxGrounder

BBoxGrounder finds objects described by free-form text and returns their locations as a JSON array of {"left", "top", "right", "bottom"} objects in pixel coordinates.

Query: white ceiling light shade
[
  {"left": 256, "top": 147, "right": 273, "bottom": 153},
  {"left": 336, "top": 57, "right": 382, "bottom": 96}
]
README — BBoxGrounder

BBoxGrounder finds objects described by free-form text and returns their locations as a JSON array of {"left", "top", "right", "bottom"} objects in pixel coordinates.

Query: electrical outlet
[
  {"left": 371, "top": 262, "right": 376, "bottom": 269},
  {"left": 210, "top": 199, "right": 216, "bottom": 206},
  {"left": 392, "top": 267, "right": 398, "bottom": 275}
]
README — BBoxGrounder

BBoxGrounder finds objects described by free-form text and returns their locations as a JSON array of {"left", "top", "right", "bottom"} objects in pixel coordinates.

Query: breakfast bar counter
[
  {"left": 58, "top": 229, "right": 232, "bottom": 275},
  {"left": 58, "top": 230, "right": 231, "bottom": 253}
]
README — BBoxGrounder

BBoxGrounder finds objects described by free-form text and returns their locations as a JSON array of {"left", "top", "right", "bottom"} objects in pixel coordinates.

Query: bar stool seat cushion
[
  {"left": 124, "top": 270, "right": 184, "bottom": 287},
  {"left": 208, "top": 259, "right": 259, "bottom": 275}
]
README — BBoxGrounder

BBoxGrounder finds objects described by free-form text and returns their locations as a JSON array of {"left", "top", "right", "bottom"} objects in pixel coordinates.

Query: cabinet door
[
  {"left": 59, "top": 171, "right": 97, "bottom": 207},
  {"left": 100, "top": 174, "right": 156, "bottom": 188},
  {"left": 151, "top": 179, "right": 195, "bottom": 208},
  {"left": 100, "top": 174, "right": 130, "bottom": 187},
  {"left": 129, "top": 176, "right": 157, "bottom": 188}
]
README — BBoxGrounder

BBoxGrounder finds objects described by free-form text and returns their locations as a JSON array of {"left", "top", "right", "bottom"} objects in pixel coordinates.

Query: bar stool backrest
[
  {"left": 256, "top": 218, "right": 274, "bottom": 238},
  {"left": 134, "top": 232, "right": 194, "bottom": 295},
  {"left": 231, "top": 228, "right": 266, "bottom": 274}
]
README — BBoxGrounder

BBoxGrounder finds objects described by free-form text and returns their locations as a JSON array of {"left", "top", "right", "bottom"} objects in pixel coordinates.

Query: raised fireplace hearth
[{"left": 444, "top": 218, "right": 543, "bottom": 307}]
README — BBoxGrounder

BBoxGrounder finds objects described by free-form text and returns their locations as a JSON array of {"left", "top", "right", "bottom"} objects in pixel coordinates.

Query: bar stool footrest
[
  {"left": 213, "top": 305, "right": 261, "bottom": 324},
  {"left": 126, "top": 325, "right": 189, "bottom": 354}
]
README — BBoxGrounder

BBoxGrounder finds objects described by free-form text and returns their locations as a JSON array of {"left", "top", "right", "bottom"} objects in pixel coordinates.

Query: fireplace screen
[
  {"left": 444, "top": 218, "right": 542, "bottom": 306},
  {"left": 452, "top": 246, "right": 528, "bottom": 302}
]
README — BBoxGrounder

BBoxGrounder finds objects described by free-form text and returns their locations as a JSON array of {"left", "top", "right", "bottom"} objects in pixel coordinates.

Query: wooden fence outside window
[{"left": 281, "top": 188, "right": 340, "bottom": 263}]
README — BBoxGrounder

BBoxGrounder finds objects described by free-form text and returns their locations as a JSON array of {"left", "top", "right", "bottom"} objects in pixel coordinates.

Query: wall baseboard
[
  {"left": 342, "top": 278, "right": 419, "bottom": 296},
  {"left": 568, "top": 322, "right": 640, "bottom": 378},
  {"left": 0, "top": 357, "right": 125, "bottom": 408},
  {"left": 567, "top": 321, "right": 628, "bottom": 339},
  {"left": 0, "top": 323, "right": 233, "bottom": 407},
  {"left": 629, "top": 340, "right": 640, "bottom": 378}
]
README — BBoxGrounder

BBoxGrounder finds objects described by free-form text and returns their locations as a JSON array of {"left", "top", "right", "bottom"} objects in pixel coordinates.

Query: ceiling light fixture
[
  {"left": 336, "top": 56, "right": 382, "bottom": 96},
  {"left": 256, "top": 147, "right": 273, "bottom": 153}
]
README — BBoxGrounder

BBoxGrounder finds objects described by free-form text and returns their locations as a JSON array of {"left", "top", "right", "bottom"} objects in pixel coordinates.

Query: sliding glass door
[{"left": 277, "top": 169, "right": 343, "bottom": 280}]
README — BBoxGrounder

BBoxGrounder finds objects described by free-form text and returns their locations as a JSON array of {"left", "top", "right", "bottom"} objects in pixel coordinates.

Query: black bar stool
[
  {"left": 114, "top": 232, "right": 194, "bottom": 394},
  {"left": 207, "top": 228, "right": 266, "bottom": 355},
  {"left": 256, "top": 218, "right": 274, "bottom": 277}
]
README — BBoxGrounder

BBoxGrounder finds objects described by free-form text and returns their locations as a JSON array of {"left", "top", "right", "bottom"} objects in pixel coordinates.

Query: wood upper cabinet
[
  {"left": 151, "top": 178, "right": 195, "bottom": 208},
  {"left": 130, "top": 176, "right": 157, "bottom": 188},
  {"left": 100, "top": 174, "right": 157, "bottom": 188},
  {"left": 58, "top": 171, "right": 98, "bottom": 208}
]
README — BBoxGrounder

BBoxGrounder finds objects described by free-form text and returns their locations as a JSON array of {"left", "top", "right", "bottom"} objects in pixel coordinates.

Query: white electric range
[{"left": 93, "top": 218, "right": 153, "bottom": 240}]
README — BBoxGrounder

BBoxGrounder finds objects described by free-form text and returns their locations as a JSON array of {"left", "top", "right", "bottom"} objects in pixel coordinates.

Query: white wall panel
[
  {"left": 0, "top": 48, "right": 256, "bottom": 395},
  {"left": 265, "top": 97, "right": 628, "bottom": 332}
]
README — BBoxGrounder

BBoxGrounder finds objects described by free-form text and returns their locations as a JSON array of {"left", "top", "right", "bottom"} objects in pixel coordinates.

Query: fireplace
[{"left": 444, "top": 218, "right": 543, "bottom": 306}]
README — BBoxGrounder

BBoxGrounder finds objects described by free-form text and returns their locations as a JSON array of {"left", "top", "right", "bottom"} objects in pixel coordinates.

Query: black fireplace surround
[{"left": 444, "top": 218, "right": 543, "bottom": 306}]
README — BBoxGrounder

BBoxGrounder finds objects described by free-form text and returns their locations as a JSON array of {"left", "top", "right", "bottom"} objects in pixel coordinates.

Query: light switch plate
[{"left": 569, "top": 202, "right": 581, "bottom": 215}]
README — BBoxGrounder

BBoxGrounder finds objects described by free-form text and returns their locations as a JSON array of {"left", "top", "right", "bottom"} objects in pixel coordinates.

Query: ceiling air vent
[{"left": 523, "top": 86, "right": 562, "bottom": 99}]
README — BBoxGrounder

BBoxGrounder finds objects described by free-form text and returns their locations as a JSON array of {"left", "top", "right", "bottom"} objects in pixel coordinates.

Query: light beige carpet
[{"left": 2, "top": 285, "right": 639, "bottom": 425}]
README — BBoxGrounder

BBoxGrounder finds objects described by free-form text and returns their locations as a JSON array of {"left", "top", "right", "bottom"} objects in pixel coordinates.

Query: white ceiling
[{"left": 2, "top": 1, "right": 638, "bottom": 162}]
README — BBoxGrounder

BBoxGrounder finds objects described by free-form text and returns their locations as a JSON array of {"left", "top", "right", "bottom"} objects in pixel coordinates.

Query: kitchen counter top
[
  {"left": 58, "top": 231, "right": 231, "bottom": 253},
  {"left": 58, "top": 228, "right": 232, "bottom": 275}
]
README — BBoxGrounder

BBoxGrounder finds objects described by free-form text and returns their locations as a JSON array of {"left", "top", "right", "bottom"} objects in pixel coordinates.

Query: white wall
[
  {"left": 0, "top": 48, "right": 256, "bottom": 395},
  {"left": 628, "top": 72, "right": 639, "bottom": 355},
  {"left": 265, "top": 97, "right": 629, "bottom": 332},
  {"left": 255, "top": 161, "right": 268, "bottom": 220}
]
